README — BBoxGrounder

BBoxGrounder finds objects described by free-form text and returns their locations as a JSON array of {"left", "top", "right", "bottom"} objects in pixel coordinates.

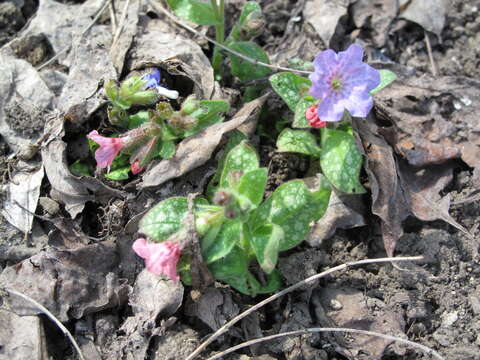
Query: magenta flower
[
  {"left": 309, "top": 44, "right": 380, "bottom": 122},
  {"left": 132, "top": 238, "right": 181, "bottom": 282},
  {"left": 87, "top": 130, "right": 125, "bottom": 169},
  {"left": 305, "top": 105, "right": 326, "bottom": 128}
]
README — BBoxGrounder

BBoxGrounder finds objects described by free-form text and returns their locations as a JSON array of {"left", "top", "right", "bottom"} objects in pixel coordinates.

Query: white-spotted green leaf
[
  {"left": 139, "top": 197, "right": 188, "bottom": 241},
  {"left": 276, "top": 129, "right": 321, "bottom": 157},
  {"left": 320, "top": 128, "right": 365, "bottom": 194},
  {"left": 293, "top": 96, "right": 316, "bottom": 128},
  {"left": 220, "top": 142, "right": 259, "bottom": 188},
  {"left": 209, "top": 246, "right": 251, "bottom": 293},
  {"left": 250, "top": 223, "right": 283, "bottom": 274},
  {"left": 159, "top": 140, "right": 176, "bottom": 159},
  {"left": 203, "top": 220, "right": 242, "bottom": 263},
  {"left": 228, "top": 41, "right": 272, "bottom": 81},
  {"left": 237, "top": 168, "right": 268, "bottom": 206},
  {"left": 370, "top": 69, "right": 396, "bottom": 95},
  {"left": 166, "top": 0, "right": 221, "bottom": 25},
  {"left": 269, "top": 72, "right": 312, "bottom": 111}
]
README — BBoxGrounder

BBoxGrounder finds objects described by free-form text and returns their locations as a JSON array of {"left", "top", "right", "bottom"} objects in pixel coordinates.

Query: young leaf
[
  {"left": 209, "top": 246, "right": 251, "bottom": 294},
  {"left": 203, "top": 220, "right": 242, "bottom": 263},
  {"left": 229, "top": 1, "right": 262, "bottom": 41},
  {"left": 320, "top": 128, "right": 365, "bottom": 194},
  {"left": 293, "top": 96, "right": 316, "bottom": 128},
  {"left": 276, "top": 129, "right": 321, "bottom": 157},
  {"left": 269, "top": 72, "right": 312, "bottom": 111},
  {"left": 237, "top": 168, "right": 268, "bottom": 206},
  {"left": 139, "top": 197, "right": 188, "bottom": 242},
  {"left": 69, "top": 160, "right": 92, "bottom": 177},
  {"left": 166, "top": 0, "right": 221, "bottom": 25},
  {"left": 250, "top": 223, "right": 283, "bottom": 274},
  {"left": 220, "top": 142, "right": 259, "bottom": 188},
  {"left": 104, "top": 167, "right": 130, "bottom": 181},
  {"left": 128, "top": 110, "right": 150, "bottom": 129},
  {"left": 370, "top": 69, "right": 397, "bottom": 95},
  {"left": 227, "top": 41, "right": 272, "bottom": 81},
  {"left": 182, "top": 100, "right": 230, "bottom": 137},
  {"left": 159, "top": 140, "right": 176, "bottom": 159}
]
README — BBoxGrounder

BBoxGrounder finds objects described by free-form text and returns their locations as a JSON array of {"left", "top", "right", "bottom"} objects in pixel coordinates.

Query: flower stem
[{"left": 210, "top": 0, "right": 225, "bottom": 78}]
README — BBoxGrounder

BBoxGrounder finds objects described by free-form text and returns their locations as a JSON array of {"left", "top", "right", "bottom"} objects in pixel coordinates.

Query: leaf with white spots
[
  {"left": 250, "top": 223, "right": 283, "bottom": 274},
  {"left": 166, "top": 0, "right": 221, "bottom": 25},
  {"left": 228, "top": 41, "right": 272, "bottom": 81},
  {"left": 203, "top": 220, "right": 242, "bottom": 263},
  {"left": 320, "top": 129, "right": 365, "bottom": 194},
  {"left": 293, "top": 96, "right": 316, "bottom": 128},
  {"left": 237, "top": 168, "right": 268, "bottom": 206},
  {"left": 276, "top": 129, "right": 321, "bottom": 157},
  {"left": 220, "top": 142, "right": 259, "bottom": 188},
  {"left": 269, "top": 72, "right": 312, "bottom": 111},
  {"left": 371, "top": 69, "right": 397, "bottom": 95},
  {"left": 209, "top": 246, "right": 251, "bottom": 294},
  {"left": 139, "top": 197, "right": 188, "bottom": 242}
]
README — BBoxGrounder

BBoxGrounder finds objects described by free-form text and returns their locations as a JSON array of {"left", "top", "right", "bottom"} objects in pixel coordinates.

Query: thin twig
[
  {"left": 111, "top": 0, "right": 131, "bottom": 49},
  {"left": 424, "top": 31, "right": 438, "bottom": 77},
  {"left": 109, "top": 0, "right": 118, "bottom": 34},
  {"left": 185, "top": 255, "right": 424, "bottom": 360},
  {"left": 36, "top": 0, "right": 111, "bottom": 71},
  {"left": 3, "top": 288, "right": 85, "bottom": 360},
  {"left": 206, "top": 327, "right": 445, "bottom": 360},
  {"left": 148, "top": 0, "right": 312, "bottom": 75}
]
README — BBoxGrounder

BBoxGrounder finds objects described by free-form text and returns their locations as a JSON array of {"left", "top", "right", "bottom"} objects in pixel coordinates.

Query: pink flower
[
  {"left": 87, "top": 130, "right": 125, "bottom": 169},
  {"left": 131, "top": 160, "right": 145, "bottom": 175},
  {"left": 132, "top": 238, "right": 181, "bottom": 282},
  {"left": 305, "top": 105, "right": 326, "bottom": 128}
]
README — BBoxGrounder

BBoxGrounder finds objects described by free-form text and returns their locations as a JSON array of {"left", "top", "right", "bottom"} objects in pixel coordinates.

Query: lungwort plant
[{"left": 135, "top": 139, "right": 331, "bottom": 295}]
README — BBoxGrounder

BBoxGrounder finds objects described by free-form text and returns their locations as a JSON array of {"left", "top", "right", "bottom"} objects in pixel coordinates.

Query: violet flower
[
  {"left": 309, "top": 44, "right": 380, "bottom": 122},
  {"left": 87, "top": 130, "right": 125, "bottom": 169},
  {"left": 142, "top": 69, "right": 179, "bottom": 100},
  {"left": 132, "top": 238, "right": 181, "bottom": 282}
]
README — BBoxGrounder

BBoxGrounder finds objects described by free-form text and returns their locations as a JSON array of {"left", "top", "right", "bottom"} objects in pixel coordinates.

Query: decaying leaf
[
  {"left": 141, "top": 94, "right": 268, "bottom": 188},
  {"left": 2, "top": 162, "right": 44, "bottom": 233},
  {"left": 304, "top": 0, "right": 350, "bottom": 47},
  {"left": 42, "top": 112, "right": 124, "bottom": 218},
  {"left": 0, "top": 241, "right": 130, "bottom": 322},
  {"left": 399, "top": 0, "right": 447, "bottom": 37},
  {"left": 313, "top": 287, "right": 406, "bottom": 359}
]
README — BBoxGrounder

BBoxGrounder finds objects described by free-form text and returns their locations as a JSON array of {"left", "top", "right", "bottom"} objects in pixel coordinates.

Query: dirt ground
[{"left": 1, "top": 0, "right": 480, "bottom": 359}]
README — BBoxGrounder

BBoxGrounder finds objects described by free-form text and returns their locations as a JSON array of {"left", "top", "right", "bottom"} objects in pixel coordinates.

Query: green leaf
[
  {"left": 227, "top": 41, "right": 272, "bottom": 81},
  {"left": 269, "top": 72, "right": 312, "bottom": 111},
  {"left": 276, "top": 128, "right": 321, "bottom": 157},
  {"left": 159, "top": 140, "right": 176, "bottom": 159},
  {"left": 183, "top": 100, "right": 230, "bottom": 137},
  {"left": 128, "top": 110, "right": 150, "bottom": 129},
  {"left": 166, "top": 0, "right": 221, "bottom": 25},
  {"left": 249, "top": 179, "right": 331, "bottom": 250},
  {"left": 69, "top": 160, "right": 92, "bottom": 177},
  {"left": 104, "top": 167, "right": 130, "bottom": 180},
  {"left": 237, "top": 168, "right": 268, "bottom": 206},
  {"left": 320, "top": 128, "right": 365, "bottom": 194},
  {"left": 250, "top": 223, "right": 283, "bottom": 273},
  {"left": 203, "top": 220, "right": 242, "bottom": 263},
  {"left": 370, "top": 69, "right": 397, "bottom": 95},
  {"left": 207, "top": 130, "right": 248, "bottom": 200},
  {"left": 220, "top": 142, "right": 259, "bottom": 188},
  {"left": 139, "top": 197, "right": 188, "bottom": 242},
  {"left": 229, "top": 1, "right": 262, "bottom": 41},
  {"left": 293, "top": 96, "right": 316, "bottom": 128},
  {"left": 209, "top": 246, "right": 251, "bottom": 293}
]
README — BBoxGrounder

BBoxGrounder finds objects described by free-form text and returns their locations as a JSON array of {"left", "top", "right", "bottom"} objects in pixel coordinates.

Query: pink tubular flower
[
  {"left": 131, "top": 160, "right": 145, "bottom": 175},
  {"left": 305, "top": 105, "right": 326, "bottom": 128},
  {"left": 132, "top": 238, "right": 181, "bottom": 282},
  {"left": 87, "top": 130, "right": 125, "bottom": 169},
  {"left": 309, "top": 44, "right": 380, "bottom": 122}
]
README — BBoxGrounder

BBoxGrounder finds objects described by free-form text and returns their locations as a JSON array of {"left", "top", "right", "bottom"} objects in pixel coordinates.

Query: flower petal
[
  {"left": 132, "top": 238, "right": 150, "bottom": 259},
  {"left": 344, "top": 89, "right": 374, "bottom": 118},
  {"left": 313, "top": 49, "right": 337, "bottom": 74},
  {"left": 338, "top": 44, "right": 364, "bottom": 70},
  {"left": 316, "top": 94, "right": 347, "bottom": 122},
  {"left": 142, "top": 69, "right": 161, "bottom": 89}
]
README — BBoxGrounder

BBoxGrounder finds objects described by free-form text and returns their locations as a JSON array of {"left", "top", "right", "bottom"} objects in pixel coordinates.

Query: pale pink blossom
[
  {"left": 132, "top": 238, "right": 181, "bottom": 282},
  {"left": 87, "top": 130, "right": 125, "bottom": 169}
]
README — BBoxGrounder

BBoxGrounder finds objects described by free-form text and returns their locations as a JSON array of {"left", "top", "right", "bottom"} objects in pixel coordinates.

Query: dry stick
[
  {"left": 3, "top": 288, "right": 85, "bottom": 360},
  {"left": 424, "top": 31, "right": 438, "bottom": 77},
  {"left": 109, "top": 0, "right": 118, "bottom": 34},
  {"left": 110, "top": 0, "right": 131, "bottom": 49},
  {"left": 207, "top": 328, "right": 445, "bottom": 360},
  {"left": 185, "top": 255, "right": 424, "bottom": 360},
  {"left": 36, "top": 0, "right": 111, "bottom": 71},
  {"left": 148, "top": 0, "right": 312, "bottom": 75}
]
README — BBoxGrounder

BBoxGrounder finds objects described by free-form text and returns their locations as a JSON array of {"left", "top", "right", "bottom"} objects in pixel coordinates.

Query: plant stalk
[{"left": 211, "top": 0, "right": 225, "bottom": 77}]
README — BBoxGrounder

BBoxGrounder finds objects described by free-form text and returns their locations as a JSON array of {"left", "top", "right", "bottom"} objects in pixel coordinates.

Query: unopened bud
[
  {"left": 107, "top": 106, "right": 128, "bottom": 126},
  {"left": 128, "top": 90, "right": 158, "bottom": 106},
  {"left": 168, "top": 113, "right": 197, "bottom": 130},
  {"left": 180, "top": 95, "right": 200, "bottom": 115},
  {"left": 224, "top": 208, "right": 237, "bottom": 219},
  {"left": 129, "top": 136, "right": 159, "bottom": 173},
  {"left": 213, "top": 190, "right": 232, "bottom": 206}
]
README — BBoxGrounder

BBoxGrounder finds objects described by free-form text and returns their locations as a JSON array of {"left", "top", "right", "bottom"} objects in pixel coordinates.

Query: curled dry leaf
[
  {"left": 141, "top": 94, "right": 268, "bottom": 188},
  {"left": 313, "top": 288, "right": 406, "bottom": 360},
  {"left": 42, "top": 112, "right": 124, "bottom": 218},
  {"left": 304, "top": 0, "right": 349, "bottom": 47},
  {"left": 399, "top": 0, "right": 447, "bottom": 37},
  {"left": 0, "top": 241, "right": 130, "bottom": 322}
]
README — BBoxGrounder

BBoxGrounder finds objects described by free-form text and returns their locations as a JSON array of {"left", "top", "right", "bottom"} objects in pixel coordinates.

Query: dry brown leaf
[
  {"left": 141, "top": 94, "right": 268, "bottom": 188},
  {"left": 0, "top": 241, "right": 130, "bottom": 322}
]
